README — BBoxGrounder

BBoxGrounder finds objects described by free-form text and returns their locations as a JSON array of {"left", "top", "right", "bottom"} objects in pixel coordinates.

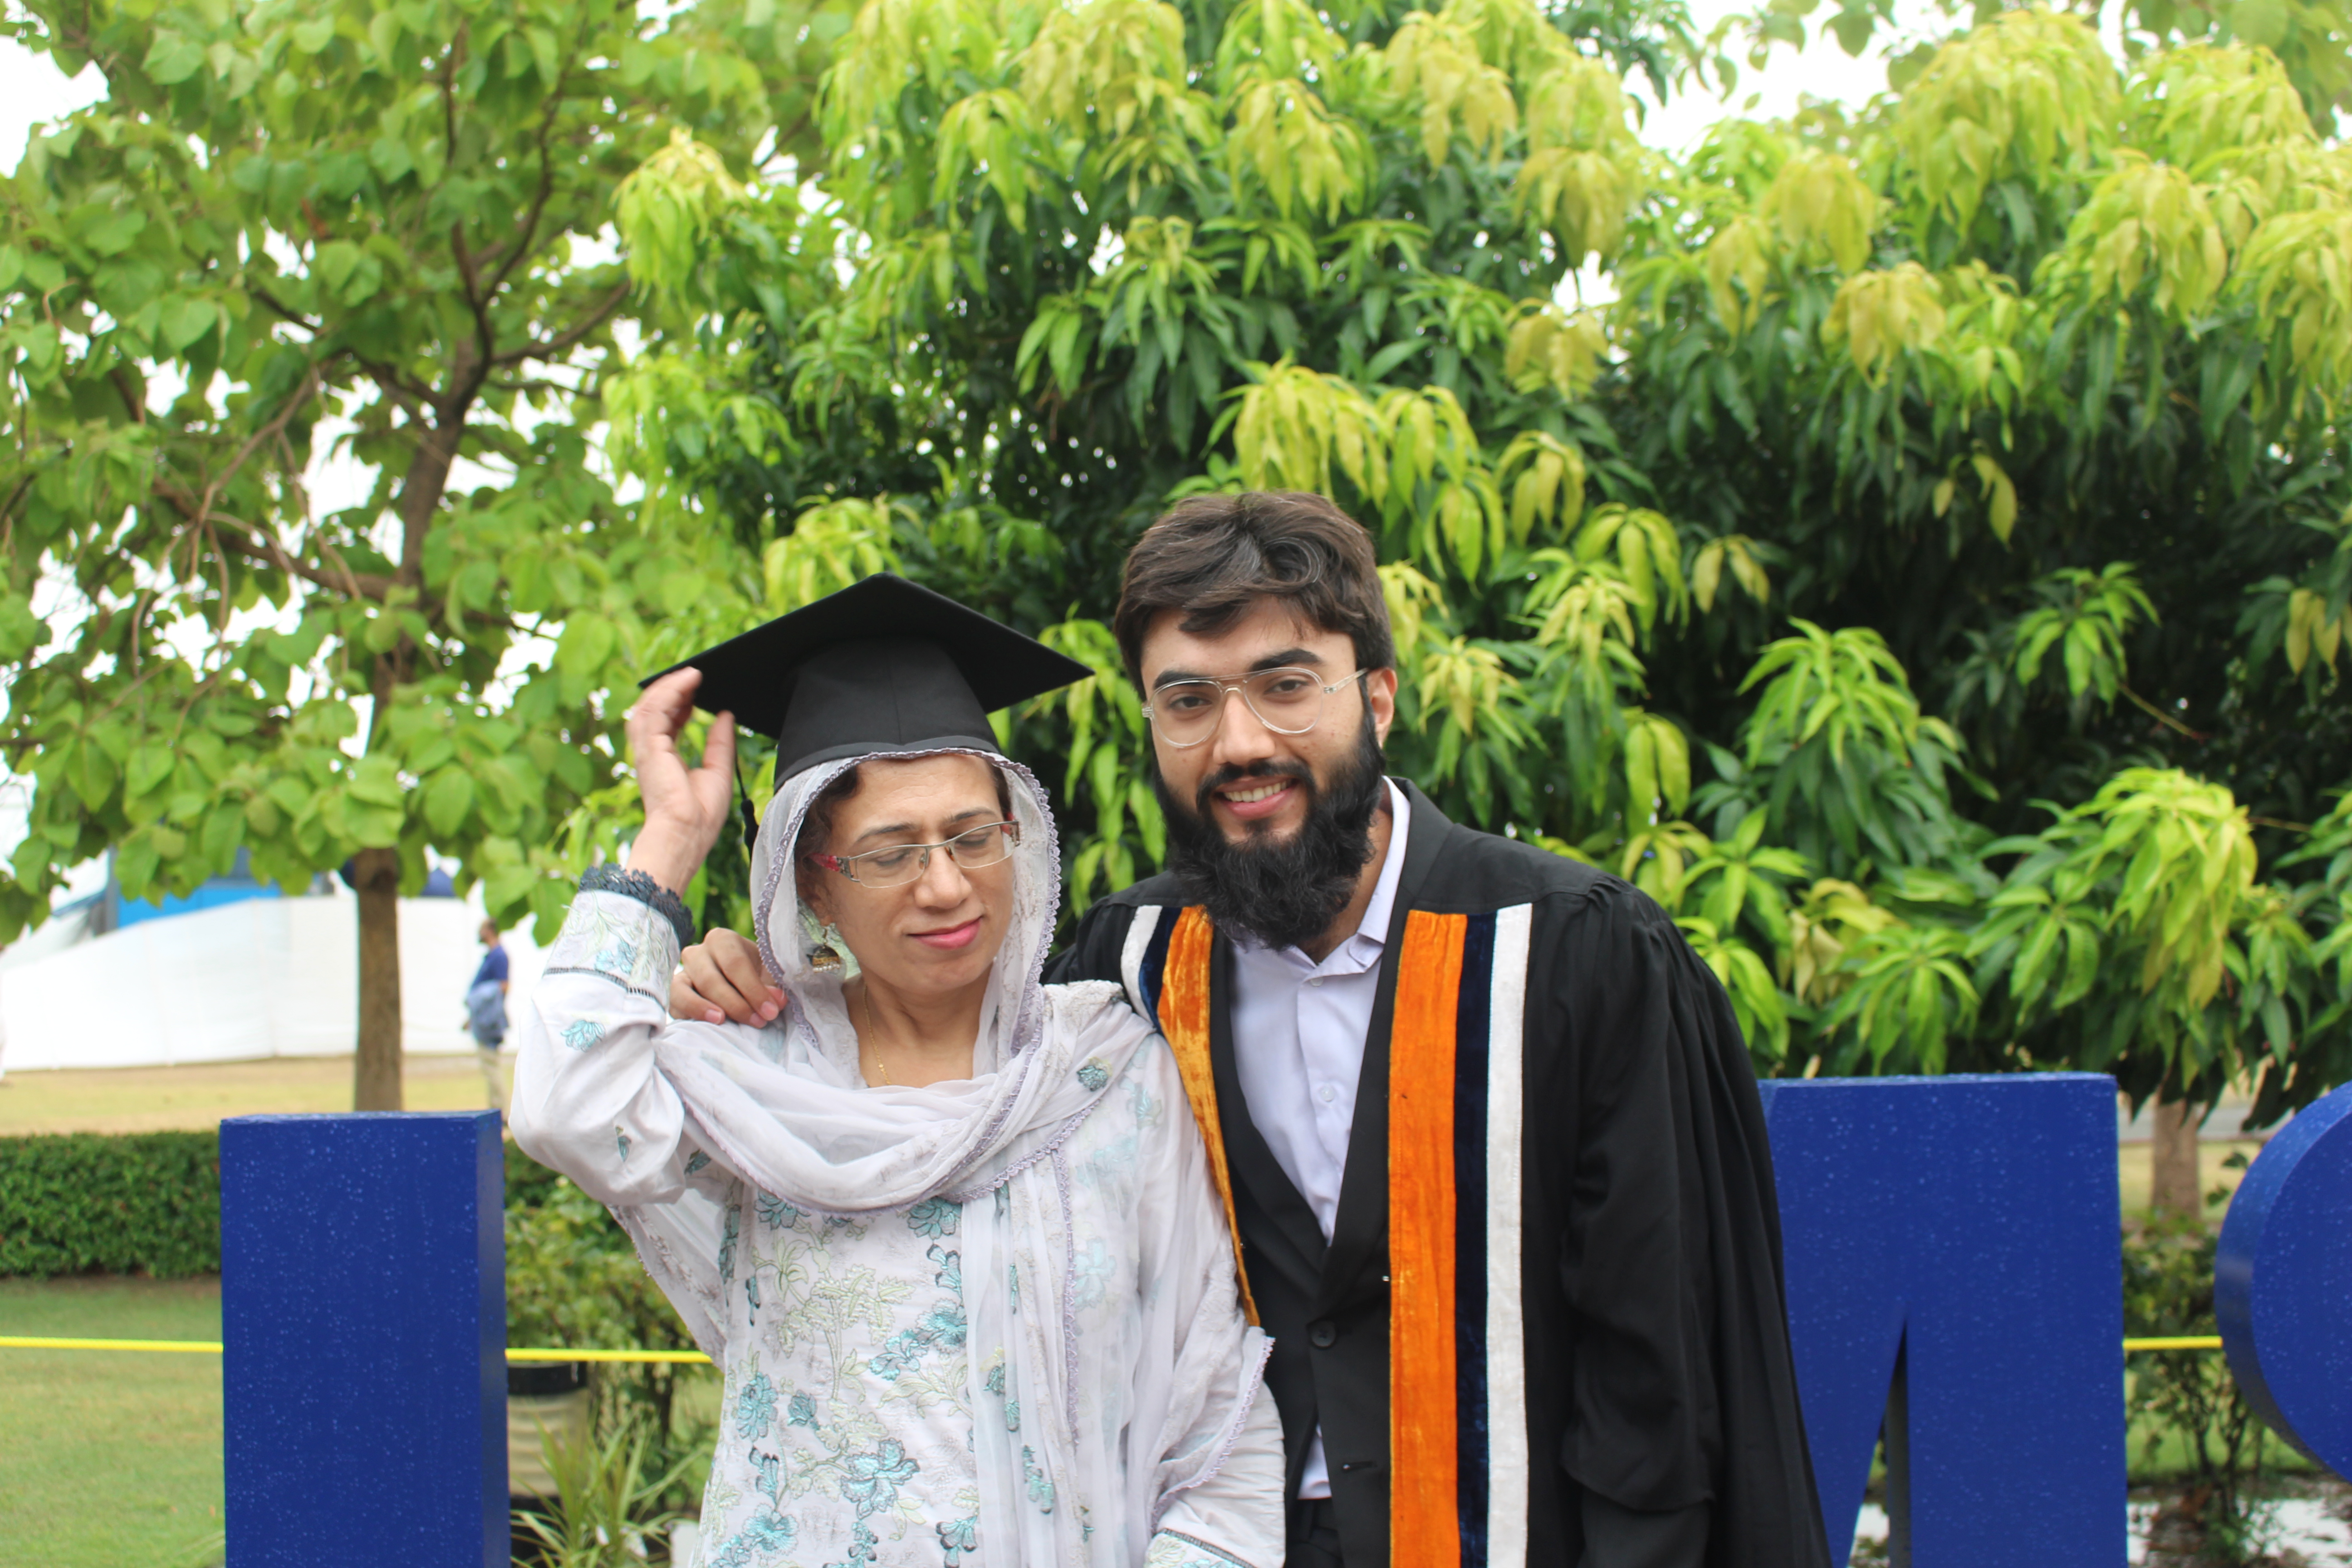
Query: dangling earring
[
  {"left": 828, "top": 922, "right": 860, "bottom": 979},
  {"left": 799, "top": 905, "right": 857, "bottom": 976},
  {"left": 799, "top": 904, "right": 839, "bottom": 970}
]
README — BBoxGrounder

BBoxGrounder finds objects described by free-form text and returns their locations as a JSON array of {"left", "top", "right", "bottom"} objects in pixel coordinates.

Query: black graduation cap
[{"left": 646, "top": 573, "right": 1092, "bottom": 792}]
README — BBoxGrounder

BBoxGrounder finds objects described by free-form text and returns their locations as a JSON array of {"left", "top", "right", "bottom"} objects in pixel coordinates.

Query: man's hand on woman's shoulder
[{"left": 670, "top": 928, "right": 786, "bottom": 1026}]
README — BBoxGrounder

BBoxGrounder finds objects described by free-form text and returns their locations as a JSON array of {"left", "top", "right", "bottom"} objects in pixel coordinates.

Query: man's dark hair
[{"left": 1113, "top": 491, "right": 1395, "bottom": 681}]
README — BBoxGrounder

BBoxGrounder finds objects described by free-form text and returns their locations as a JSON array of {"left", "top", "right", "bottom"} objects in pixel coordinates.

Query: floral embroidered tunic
[
  {"left": 515, "top": 861, "right": 1283, "bottom": 1568},
  {"left": 701, "top": 1176, "right": 980, "bottom": 1567}
]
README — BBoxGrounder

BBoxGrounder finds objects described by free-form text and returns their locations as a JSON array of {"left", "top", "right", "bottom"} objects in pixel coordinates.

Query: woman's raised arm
[{"left": 509, "top": 669, "right": 735, "bottom": 1206}]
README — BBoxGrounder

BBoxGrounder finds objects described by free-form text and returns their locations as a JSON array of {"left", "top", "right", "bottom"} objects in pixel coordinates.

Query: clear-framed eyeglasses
[
  {"left": 1141, "top": 667, "right": 1367, "bottom": 748},
  {"left": 815, "top": 821, "right": 1021, "bottom": 888}
]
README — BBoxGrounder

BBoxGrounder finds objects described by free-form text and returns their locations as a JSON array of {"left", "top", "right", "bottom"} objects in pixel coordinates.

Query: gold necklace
[{"left": 858, "top": 982, "right": 892, "bottom": 1086}]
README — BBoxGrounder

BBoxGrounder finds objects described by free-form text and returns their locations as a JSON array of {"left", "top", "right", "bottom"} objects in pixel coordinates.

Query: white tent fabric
[{"left": 0, "top": 893, "right": 542, "bottom": 1073}]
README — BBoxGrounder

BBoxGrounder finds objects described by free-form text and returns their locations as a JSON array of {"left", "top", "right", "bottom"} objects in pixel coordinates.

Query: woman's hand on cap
[
  {"left": 670, "top": 929, "right": 784, "bottom": 1026},
  {"left": 625, "top": 667, "right": 736, "bottom": 898}
]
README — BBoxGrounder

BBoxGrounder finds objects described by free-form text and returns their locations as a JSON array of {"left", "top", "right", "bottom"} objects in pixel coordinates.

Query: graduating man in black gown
[{"left": 671, "top": 492, "right": 1829, "bottom": 1568}]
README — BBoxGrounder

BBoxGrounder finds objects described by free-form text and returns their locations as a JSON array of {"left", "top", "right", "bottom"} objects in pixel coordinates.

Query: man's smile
[{"left": 1216, "top": 778, "right": 1298, "bottom": 819}]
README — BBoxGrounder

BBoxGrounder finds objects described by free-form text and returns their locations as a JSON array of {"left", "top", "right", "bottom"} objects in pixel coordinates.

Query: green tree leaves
[
  {"left": 0, "top": 0, "right": 848, "bottom": 1096},
  {"left": 1891, "top": 7, "right": 2120, "bottom": 230},
  {"left": 72, "top": 0, "right": 2324, "bottom": 1114}
]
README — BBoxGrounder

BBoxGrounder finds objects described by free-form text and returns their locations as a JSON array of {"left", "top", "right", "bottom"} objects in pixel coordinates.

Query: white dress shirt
[{"left": 1228, "top": 778, "right": 1410, "bottom": 1500}]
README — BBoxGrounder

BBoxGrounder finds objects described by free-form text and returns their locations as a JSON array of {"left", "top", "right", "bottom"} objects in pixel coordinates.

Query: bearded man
[{"left": 670, "top": 492, "right": 1829, "bottom": 1568}]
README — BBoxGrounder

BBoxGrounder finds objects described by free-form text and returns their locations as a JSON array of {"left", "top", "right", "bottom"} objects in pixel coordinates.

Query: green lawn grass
[{"left": 0, "top": 1276, "right": 226, "bottom": 1568}]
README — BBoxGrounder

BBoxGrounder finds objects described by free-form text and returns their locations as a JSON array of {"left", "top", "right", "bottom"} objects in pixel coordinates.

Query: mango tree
[{"left": 1611, "top": 4, "right": 2352, "bottom": 1204}]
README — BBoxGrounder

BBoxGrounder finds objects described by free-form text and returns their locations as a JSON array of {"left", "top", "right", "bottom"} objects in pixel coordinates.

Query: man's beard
[{"left": 1153, "top": 719, "right": 1387, "bottom": 952}]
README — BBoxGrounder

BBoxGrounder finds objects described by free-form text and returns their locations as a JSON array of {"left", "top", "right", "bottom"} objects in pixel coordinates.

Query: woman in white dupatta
[{"left": 514, "top": 642, "right": 1281, "bottom": 1568}]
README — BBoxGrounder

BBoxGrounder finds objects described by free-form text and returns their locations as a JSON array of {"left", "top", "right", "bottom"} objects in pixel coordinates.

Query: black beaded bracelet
[{"left": 579, "top": 863, "right": 696, "bottom": 951}]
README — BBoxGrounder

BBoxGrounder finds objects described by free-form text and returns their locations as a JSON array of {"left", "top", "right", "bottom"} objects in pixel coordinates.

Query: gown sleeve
[
  {"left": 1553, "top": 886, "right": 1830, "bottom": 1568},
  {"left": 510, "top": 878, "right": 710, "bottom": 1209},
  {"left": 1122, "top": 1037, "right": 1285, "bottom": 1568},
  {"left": 1042, "top": 894, "right": 1134, "bottom": 987}
]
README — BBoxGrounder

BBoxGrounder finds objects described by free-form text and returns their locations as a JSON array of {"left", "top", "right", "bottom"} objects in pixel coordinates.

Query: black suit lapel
[
  {"left": 1206, "top": 931, "right": 1329, "bottom": 1295},
  {"left": 1315, "top": 781, "right": 1456, "bottom": 1317}
]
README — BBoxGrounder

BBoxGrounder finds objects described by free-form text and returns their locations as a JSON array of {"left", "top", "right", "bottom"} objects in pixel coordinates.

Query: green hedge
[
  {"left": 0, "top": 1131, "right": 223, "bottom": 1278},
  {"left": 0, "top": 1133, "right": 575, "bottom": 1279}
]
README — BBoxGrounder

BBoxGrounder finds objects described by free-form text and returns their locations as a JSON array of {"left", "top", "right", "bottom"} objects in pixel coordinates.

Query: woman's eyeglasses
[
  {"left": 1141, "top": 667, "right": 1367, "bottom": 748},
  {"left": 815, "top": 821, "right": 1021, "bottom": 888}
]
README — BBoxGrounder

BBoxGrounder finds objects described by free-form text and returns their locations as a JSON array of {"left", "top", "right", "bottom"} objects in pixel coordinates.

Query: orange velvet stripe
[
  {"left": 1156, "top": 906, "right": 1260, "bottom": 1327},
  {"left": 1391, "top": 910, "right": 1468, "bottom": 1568}
]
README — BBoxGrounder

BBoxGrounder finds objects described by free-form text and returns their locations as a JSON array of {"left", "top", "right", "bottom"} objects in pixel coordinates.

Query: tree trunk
[
  {"left": 352, "top": 845, "right": 404, "bottom": 1111},
  {"left": 344, "top": 387, "right": 469, "bottom": 1113},
  {"left": 2151, "top": 1095, "right": 2201, "bottom": 1219}
]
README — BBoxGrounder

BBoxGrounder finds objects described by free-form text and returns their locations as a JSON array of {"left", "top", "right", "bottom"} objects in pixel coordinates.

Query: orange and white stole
[{"left": 1121, "top": 901, "right": 1537, "bottom": 1567}]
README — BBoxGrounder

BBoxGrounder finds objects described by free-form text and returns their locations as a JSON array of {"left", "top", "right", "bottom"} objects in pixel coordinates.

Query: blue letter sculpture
[
  {"left": 1760, "top": 1075, "right": 2125, "bottom": 1566},
  {"left": 221, "top": 1112, "right": 507, "bottom": 1567},
  {"left": 2216, "top": 1079, "right": 2352, "bottom": 1480}
]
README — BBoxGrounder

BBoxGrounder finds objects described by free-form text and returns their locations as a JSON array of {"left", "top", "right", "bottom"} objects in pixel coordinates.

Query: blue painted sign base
[
  {"left": 205, "top": 1082, "right": 2347, "bottom": 1558},
  {"left": 2217, "top": 1080, "right": 2352, "bottom": 1480},
  {"left": 220, "top": 1112, "right": 506, "bottom": 1568},
  {"left": 1761, "top": 1074, "right": 2125, "bottom": 1567}
]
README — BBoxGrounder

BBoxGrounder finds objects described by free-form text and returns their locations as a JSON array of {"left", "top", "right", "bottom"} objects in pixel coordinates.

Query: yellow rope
[
  {"left": 2123, "top": 1336, "right": 2225, "bottom": 1352},
  {"left": 4, "top": 1335, "right": 2219, "bottom": 1361},
  {"left": 0, "top": 1335, "right": 225, "bottom": 1353},
  {"left": 507, "top": 1348, "right": 713, "bottom": 1365},
  {"left": 0, "top": 1336, "right": 711, "bottom": 1365}
]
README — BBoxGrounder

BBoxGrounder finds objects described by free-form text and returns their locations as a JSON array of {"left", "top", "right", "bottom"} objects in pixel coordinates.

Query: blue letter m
[{"left": 1759, "top": 1075, "right": 2125, "bottom": 1567}]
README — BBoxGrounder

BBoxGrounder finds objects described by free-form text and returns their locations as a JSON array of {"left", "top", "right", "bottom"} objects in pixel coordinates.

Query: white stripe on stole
[
  {"left": 1118, "top": 903, "right": 1166, "bottom": 1019},
  {"left": 1485, "top": 902, "right": 1535, "bottom": 1567}
]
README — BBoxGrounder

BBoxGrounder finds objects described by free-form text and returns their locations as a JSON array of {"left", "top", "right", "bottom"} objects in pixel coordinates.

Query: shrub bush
[
  {"left": 506, "top": 1148, "right": 715, "bottom": 1518},
  {"left": 2122, "top": 1206, "right": 2308, "bottom": 1564},
  {"left": 0, "top": 1131, "right": 223, "bottom": 1278},
  {"left": 0, "top": 1133, "right": 638, "bottom": 1287}
]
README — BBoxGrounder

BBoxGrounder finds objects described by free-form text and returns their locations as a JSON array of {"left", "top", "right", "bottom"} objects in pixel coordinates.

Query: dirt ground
[{"left": 0, "top": 1052, "right": 510, "bottom": 1134}]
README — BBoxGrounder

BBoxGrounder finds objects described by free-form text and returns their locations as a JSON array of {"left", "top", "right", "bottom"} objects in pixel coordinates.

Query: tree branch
[
  {"left": 312, "top": 534, "right": 374, "bottom": 602},
  {"left": 198, "top": 364, "right": 323, "bottom": 523},
  {"left": 393, "top": 419, "right": 466, "bottom": 591},
  {"left": 108, "top": 367, "right": 148, "bottom": 424},
  {"left": 2121, "top": 683, "right": 2210, "bottom": 741},
  {"left": 451, "top": 221, "right": 498, "bottom": 374},
  {"left": 451, "top": 220, "right": 485, "bottom": 307},
  {"left": 0, "top": 474, "right": 33, "bottom": 548},
  {"left": 487, "top": 375, "right": 578, "bottom": 397},
  {"left": 213, "top": 522, "right": 395, "bottom": 600},
  {"left": 339, "top": 348, "right": 436, "bottom": 416},
  {"left": 249, "top": 284, "right": 321, "bottom": 335},
  {"left": 490, "top": 281, "right": 631, "bottom": 367},
  {"left": 147, "top": 477, "right": 393, "bottom": 601},
  {"left": 484, "top": 103, "right": 564, "bottom": 295}
]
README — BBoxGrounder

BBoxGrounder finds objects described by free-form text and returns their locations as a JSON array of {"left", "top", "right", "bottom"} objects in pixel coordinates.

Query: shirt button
[
  {"left": 1307, "top": 978, "right": 1323, "bottom": 988},
  {"left": 1318, "top": 1084, "right": 1337, "bottom": 1103},
  {"left": 1308, "top": 1320, "right": 1338, "bottom": 1348}
]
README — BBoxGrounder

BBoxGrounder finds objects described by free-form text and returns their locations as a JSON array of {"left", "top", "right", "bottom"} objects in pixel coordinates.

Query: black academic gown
[{"left": 1045, "top": 781, "right": 1829, "bottom": 1568}]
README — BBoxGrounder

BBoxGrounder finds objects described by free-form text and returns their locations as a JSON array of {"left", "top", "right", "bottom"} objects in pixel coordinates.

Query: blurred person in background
[{"left": 465, "top": 918, "right": 510, "bottom": 1115}]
